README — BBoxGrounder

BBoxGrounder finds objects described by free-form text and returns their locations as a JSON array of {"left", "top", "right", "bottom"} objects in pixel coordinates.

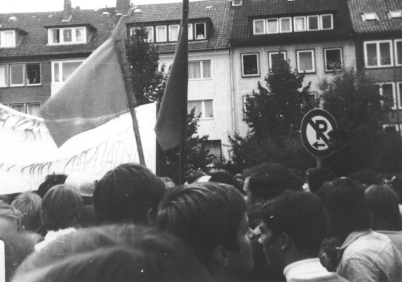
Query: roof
[
  {"left": 230, "top": 0, "right": 354, "bottom": 47},
  {"left": 347, "top": 0, "right": 402, "bottom": 35},
  {"left": 122, "top": 0, "right": 234, "bottom": 53},
  {"left": 0, "top": 8, "right": 119, "bottom": 58}
]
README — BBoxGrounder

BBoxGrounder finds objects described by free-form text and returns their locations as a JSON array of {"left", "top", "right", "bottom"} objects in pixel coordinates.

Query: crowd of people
[{"left": 1, "top": 158, "right": 402, "bottom": 282}]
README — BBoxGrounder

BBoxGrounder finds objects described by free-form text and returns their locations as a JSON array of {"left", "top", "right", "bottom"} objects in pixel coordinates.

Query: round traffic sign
[{"left": 301, "top": 109, "right": 338, "bottom": 158}]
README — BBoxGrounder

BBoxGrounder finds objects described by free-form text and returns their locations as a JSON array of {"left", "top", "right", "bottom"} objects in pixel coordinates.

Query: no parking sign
[{"left": 301, "top": 109, "right": 338, "bottom": 158}]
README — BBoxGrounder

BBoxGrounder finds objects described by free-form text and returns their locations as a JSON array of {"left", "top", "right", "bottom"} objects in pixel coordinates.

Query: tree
[
  {"left": 319, "top": 68, "right": 400, "bottom": 172},
  {"left": 229, "top": 58, "right": 315, "bottom": 172},
  {"left": 125, "top": 26, "right": 214, "bottom": 180}
]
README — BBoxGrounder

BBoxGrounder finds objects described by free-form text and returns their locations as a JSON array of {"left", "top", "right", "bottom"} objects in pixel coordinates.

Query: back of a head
[
  {"left": 320, "top": 178, "right": 371, "bottom": 240},
  {"left": 349, "top": 170, "right": 379, "bottom": 188},
  {"left": 307, "top": 168, "right": 336, "bottom": 194},
  {"left": 11, "top": 192, "right": 42, "bottom": 232},
  {"left": 156, "top": 182, "right": 246, "bottom": 265},
  {"left": 260, "top": 190, "right": 327, "bottom": 258},
  {"left": 0, "top": 202, "right": 23, "bottom": 233},
  {"left": 247, "top": 163, "right": 304, "bottom": 202},
  {"left": 41, "top": 184, "right": 83, "bottom": 231},
  {"left": 13, "top": 224, "right": 211, "bottom": 282},
  {"left": 209, "top": 171, "right": 242, "bottom": 193},
  {"left": 37, "top": 174, "right": 67, "bottom": 198},
  {"left": 93, "top": 163, "right": 166, "bottom": 224},
  {"left": 365, "top": 185, "right": 401, "bottom": 231}
]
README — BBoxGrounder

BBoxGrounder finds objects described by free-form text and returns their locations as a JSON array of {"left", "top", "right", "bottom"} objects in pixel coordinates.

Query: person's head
[
  {"left": 156, "top": 182, "right": 254, "bottom": 280},
  {"left": 243, "top": 163, "right": 304, "bottom": 204},
  {"left": 159, "top": 176, "right": 177, "bottom": 191},
  {"left": 318, "top": 178, "right": 371, "bottom": 240},
  {"left": 209, "top": 171, "right": 243, "bottom": 194},
  {"left": 13, "top": 224, "right": 211, "bottom": 282},
  {"left": 258, "top": 191, "right": 327, "bottom": 272},
  {"left": 93, "top": 163, "right": 166, "bottom": 225},
  {"left": 349, "top": 169, "right": 379, "bottom": 189},
  {"left": 0, "top": 202, "right": 24, "bottom": 233},
  {"left": 11, "top": 192, "right": 42, "bottom": 233},
  {"left": 306, "top": 168, "right": 336, "bottom": 194},
  {"left": 77, "top": 205, "right": 99, "bottom": 228},
  {"left": 327, "top": 129, "right": 349, "bottom": 150},
  {"left": 37, "top": 174, "right": 67, "bottom": 198},
  {"left": 41, "top": 184, "right": 83, "bottom": 231},
  {"left": 185, "top": 171, "right": 207, "bottom": 184},
  {"left": 365, "top": 185, "right": 401, "bottom": 231}
]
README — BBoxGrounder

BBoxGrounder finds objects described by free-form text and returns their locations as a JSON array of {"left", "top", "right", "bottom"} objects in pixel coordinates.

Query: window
[
  {"left": 146, "top": 26, "right": 154, "bottom": 42},
  {"left": 188, "top": 24, "right": 193, "bottom": 40},
  {"left": 0, "top": 30, "right": 16, "bottom": 48},
  {"left": 0, "top": 63, "right": 41, "bottom": 87},
  {"left": 269, "top": 52, "right": 287, "bottom": 70},
  {"left": 48, "top": 27, "right": 86, "bottom": 45},
  {"left": 253, "top": 19, "right": 266, "bottom": 35},
  {"left": 156, "top": 26, "right": 167, "bottom": 42},
  {"left": 188, "top": 60, "right": 212, "bottom": 79},
  {"left": 362, "top": 13, "right": 378, "bottom": 21},
  {"left": 294, "top": 16, "right": 306, "bottom": 32},
  {"left": 307, "top": 92, "right": 317, "bottom": 108},
  {"left": 52, "top": 60, "right": 83, "bottom": 83},
  {"left": 389, "top": 10, "right": 402, "bottom": 19},
  {"left": 297, "top": 50, "right": 315, "bottom": 73},
  {"left": 324, "top": 48, "right": 342, "bottom": 71},
  {"left": 169, "top": 25, "right": 180, "bottom": 42},
  {"left": 377, "top": 83, "right": 396, "bottom": 109},
  {"left": 280, "top": 18, "right": 292, "bottom": 33},
  {"left": 205, "top": 140, "right": 222, "bottom": 157},
  {"left": 195, "top": 23, "right": 206, "bottom": 40},
  {"left": 395, "top": 40, "right": 402, "bottom": 66},
  {"left": 10, "top": 104, "right": 25, "bottom": 113},
  {"left": 242, "top": 53, "right": 259, "bottom": 76},
  {"left": 307, "top": 15, "right": 319, "bottom": 31},
  {"left": 8, "top": 103, "right": 41, "bottom": 117},
  {"left": 232, "top": 0, "right": 242, "bottom": 6},
  {"left": 321, "top": 14, "right": 333, "bottom": 29},
  {"left": 398, "top": 82, "right": 402, "bottom": 109},
  {"left": 187, "top": 100, "right": 213, "bottom": 119},
  {"left": 267, "top": 19, "right": 278, "bottom": 34},
  {"left": 364, "top": 40, "right": 393, "bottom": 67}
]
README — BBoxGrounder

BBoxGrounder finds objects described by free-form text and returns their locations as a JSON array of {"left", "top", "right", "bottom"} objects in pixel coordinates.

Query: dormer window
[
  {"left": 195, "top": 23, "right": 206, "bottom": 40},
  {"left": 169, "top": 25, "right": 180, "bottom": 42},
  {"left": 321, "top": 14, "right": 333, "bottom": 29},
  {"left": 389, "top": 10, "right": 402, "bottom": 19},
  {"left": 307, "top": 15, "right": 319, "bottom": 31},
  {"left": 362, "top": 13, "right": 378, "bottom": 21},
  {"left": 0, "top": 30, "right": 16, "bottom": 48},
  {"left": 232, "top": 0, "right": 242, "bottom": 6},
  {"left": 48, "top": 27, "right": 87, "bottom": 45},
  {"left": 156, "top": 26, "right": 167, "bottom": 42}
]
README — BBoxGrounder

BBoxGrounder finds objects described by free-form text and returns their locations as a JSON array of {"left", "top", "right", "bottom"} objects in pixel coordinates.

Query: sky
[{"left": 1, "top": 0, "right": 181, "bottom": 13}]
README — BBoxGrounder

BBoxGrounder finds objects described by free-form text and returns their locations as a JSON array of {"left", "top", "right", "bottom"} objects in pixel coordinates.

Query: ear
[
  {"left": 146, "top": 208, "right": 154, "bottom": 226},
  {"left": 278, "top": 232, "right": 292, "bottom": 251},
  {"left": 213, "top": 245, "right": 230, "bottom": 267}
]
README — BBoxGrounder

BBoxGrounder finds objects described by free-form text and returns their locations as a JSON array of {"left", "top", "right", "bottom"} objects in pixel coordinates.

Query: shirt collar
[
  {"left": 284, "top": 258, "right": 331, "bottom": 280},
  {"left": 337, "top": 229, "right": 372, "bottom": 252}
]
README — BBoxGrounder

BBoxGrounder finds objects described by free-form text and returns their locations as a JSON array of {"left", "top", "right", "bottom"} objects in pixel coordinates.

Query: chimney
[
  {"left": 116, "top": 0, "right": 131, "bottom": 16},
  {"left": 62, "top": 0, "right": 72, "bottom": 22}
]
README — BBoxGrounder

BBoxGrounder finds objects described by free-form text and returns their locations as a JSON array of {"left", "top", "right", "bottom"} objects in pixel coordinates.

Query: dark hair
[
  {"left": 391, "top": 173, "right": 402, "bottom": 204},
  {"left": 186, "top": 171, "right": 207, "bottom": 184},
  {"left": 327, "top": 129, "right": 349, "bottom": 143},
  {"left": 0, "top": 202, "right": 23, "bottom": 233},
  {"left": 13, "top": 224, "right": 211, "bottom": 282},
  {"left": 349, "top": 170, "right": 379, "bottom": 188},
  {"left": 160, "top": 176, "right": 177, "bottom": 191},
  {"left": 77, "top": 205, "right": 99, "bottom": 229},
  {"left": 41, "top": 184, "right": 83, "bottom": 231},
  {"left": 247, "top": 163, "right": 304, "bottom": 203},
  {"left": 319, "top": 178, "right": 371, "bottom": 240},
  {"left": 156, "top": 182, "right": 246, "bottom": 265},
  {"left": 365, "top": 185, "right": 401, "bottom": 231},
  {"left": 11, "top": 192, "right": 42, "bottom": 232},
  {"left": 37, "top": 174, "right": 67, "bottom": 198},
  {"left": 209, "top": 171, "right": 243, "bottom": 194},
  {"left": 260, "top": 191, "right": 327, "bottom": 257},
  {"left": 93, "top": 163, "right": 166, "bottom": 224},
  {"left": 307, "top": 168, "right": 336, "bottom": 194}
]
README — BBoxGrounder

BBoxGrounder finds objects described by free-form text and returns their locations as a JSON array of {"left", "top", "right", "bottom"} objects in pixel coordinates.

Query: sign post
[{"left": 301, "top": 109, "right": 338, "bottom": 166}]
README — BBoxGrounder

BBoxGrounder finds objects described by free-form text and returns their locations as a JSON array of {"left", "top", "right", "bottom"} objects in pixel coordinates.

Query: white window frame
[
  {"left": 188, "top": 23, "right": 193, "bottom": 40},
  {"left": 397, "top": 82, "right": 402, "bottom": 109},
  {"left": 188, "top": 59, "right": 212, "bottom": 80},
  {"left": 188, "top": 100, "right": 214, "bottom": 119},
  {"left": 266, "top": 18, "right": 279, "bottom": 34},
  {"left": 296, "top": 50, "right": 315, "bottom": 73},
  {"left": 26, "top": 102, "right": 41, "bottom": 117},
  {"left": 279, "top": 17, "right": 292, "bottom": 33},
  {"left": 232, "top": 0, "right": 242, "bottom": 6},
  {"left": 294, "top": 16, "right": 306, "bottom": 32},
  {"left": 320, "top": 14, "right": 334, "bottom": 30},
  {"left": 253, "top": 19, "right": 266, "bottom": 35},
  {"left": 169, "top": 25, "right": 180, "bottom": 42},
  {"left": 155, "top": 26, "right": 167, "bottom": 42},
  {"left": 0, "top": 30, "right": 16, "bottom": 48},
  {"left": 0, "top": 64, "right": 7, "bottom": 87},
  {"left": 1, "top": 63, "right": 41, "bottom": 87},
  {"left": 377, "top": 82, "right": 396, "bottom": 110},
  {"left": 145, "top": 26, "right": 154, "bottom": 42},
  {"left": 362, "top": 13, "right": 378, "bottom": 21},
  {"left": 364, "top": 40, "right": 394, "bottom": 68},
  {"left": 395, "top": 39, "right": 402, "bottom": 66},
  {"left": 48, "top": 27, "right": 87, "bottom": 45},
  {"left": 10, "top": 64, "right": 24, "bottom": 87},
  {"left": 324, "top": 48, "right": 343, "bottom": 72},
  {"left": 268, "top": 51, "right": 287, "bottom": 70},
  {"left": 241, "top": 53, "right": 260, "bottom": 77},
  {"left": 51, "top": 60, "right": 84, "bottom": 84},
  {"left": 388, "top": 10, "right": 402, "bottom": 19},
  {"left": 195, "top": 23, "right": 207, "bottom": 40},
  {"left": 307, "top": 15, "right": 320, "bottom": 31}
]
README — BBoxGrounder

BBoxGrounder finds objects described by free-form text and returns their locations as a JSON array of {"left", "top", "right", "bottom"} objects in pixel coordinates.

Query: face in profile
[{"left": 227, "top": 212, "right": 255, "bottom": 274}]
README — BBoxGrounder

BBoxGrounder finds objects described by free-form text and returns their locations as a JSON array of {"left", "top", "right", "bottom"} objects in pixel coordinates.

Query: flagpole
[
  {"left": 178, "top": 0, "right": 189, "bottom": 184},
  {"left": 114, "top": 23, "right": 146, "bottom": 166}
]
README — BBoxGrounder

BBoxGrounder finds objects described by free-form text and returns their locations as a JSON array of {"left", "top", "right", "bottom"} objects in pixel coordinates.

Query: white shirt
[
  {"left": 284, "top": 258, "right": 333, "bottom": 281},
  {"left": 35, "top": 227, "right": 76, "bottom": 251}
]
